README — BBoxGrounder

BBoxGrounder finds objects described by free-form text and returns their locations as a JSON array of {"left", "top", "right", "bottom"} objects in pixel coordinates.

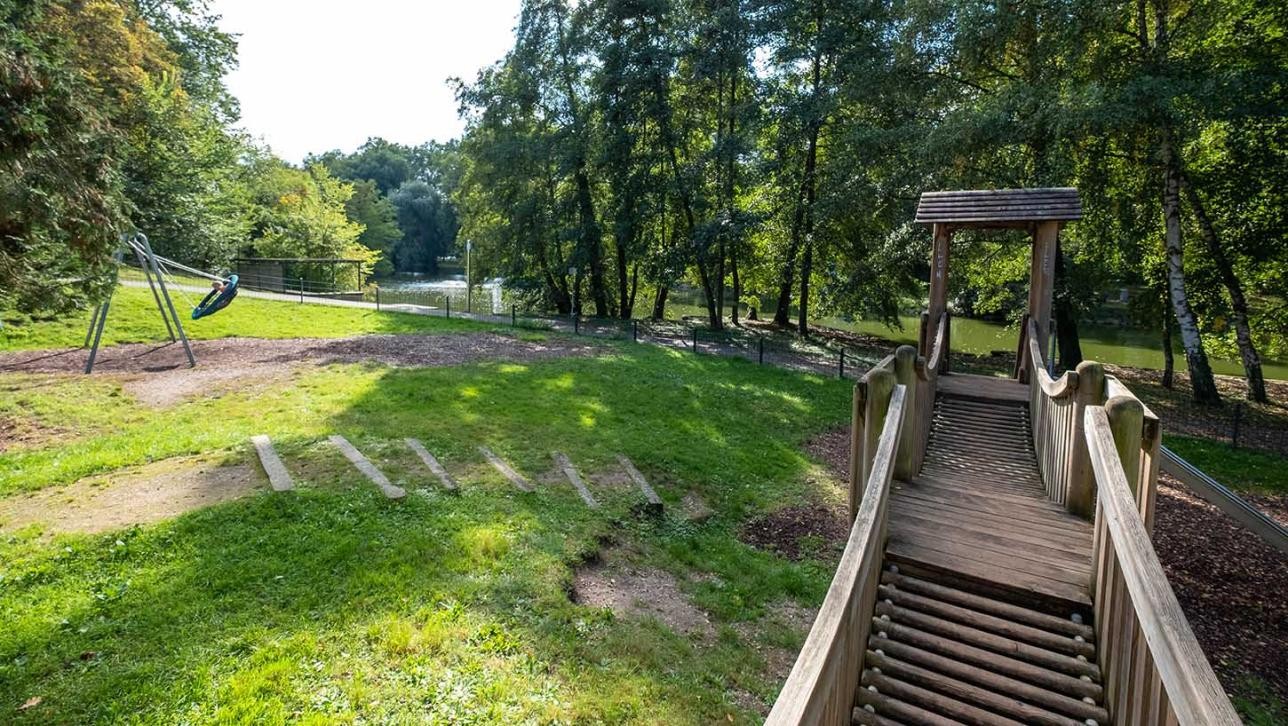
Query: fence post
[
  {"left": 1232, "top": 403, "right": 1243, "bottom": 449},
  {"left": 512, "top": 304, "right": 516, "bottom": 327},
  {"left": 759, "top": 337, "right": 765, "bottom": 365},
  {"left": 858, "top": 367, "right": 896, "bottom": 510},
  {"left": 446, "top": 296, "right": 450, "bottom": 318},
  {"left": 299, "top": 277, "right": 304, "bottom": 303},
  {"left": 632, "top": 319, "right": 638, "bottom": 342},
  {"left": 1106, "top": 395, "right": 1145, "bottom": 499},
  {"left": 892, "top": 345, "right": 919, "bottom": 481},
  {"left": 839, "top": 349, "right": 846, "bottom": 379},
  {"left": 376, "top": 286, "right": 381, "bottom": 312},
  {"left": 1067, "top": 361, "right": 1107, "bottom": 518},
  {"left": 692, "top": 328, "right": 698, "bottom": 353},
  {"left": 574, "top": 314, "right": 579, "bottom": 335}
]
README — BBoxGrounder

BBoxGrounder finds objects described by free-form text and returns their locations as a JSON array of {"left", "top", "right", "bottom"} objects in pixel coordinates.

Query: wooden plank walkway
[{"left": 887, "top": 376, "right": 1094, "bottom": 613}]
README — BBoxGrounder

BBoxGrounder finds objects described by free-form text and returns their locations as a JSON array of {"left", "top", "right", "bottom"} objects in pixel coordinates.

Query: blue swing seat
[{"left": 192, "top": 274, "right": 239, "bottom": 320}]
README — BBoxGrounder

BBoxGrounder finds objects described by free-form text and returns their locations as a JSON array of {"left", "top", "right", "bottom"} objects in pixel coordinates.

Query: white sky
[{"left": 213, "top": 1, "right": 523, "bottom": 163}]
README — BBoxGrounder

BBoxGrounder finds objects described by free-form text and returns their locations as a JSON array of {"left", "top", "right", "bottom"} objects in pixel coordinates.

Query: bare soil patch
[
  {"left": 0, "top": 332, "right": 600, "bottom": 374},
  {"left": 741, "top": 503, "right": 848, "bottom": 561},
  {"left": 1153, "top": 472, "right": 1288, "bottom": 702},
  {"left": 0, "top": 414, "right": 68, "bottom": 454},
  {"left": 0, "top": 333, "right": 602, "bottom": 407},
  {"left": 572, "top": 554, "right": 713, "bottom": 638},
  {"left": 0, "top": 457, "right": 260, "bottom": 535},
  {"left": 805, "top": 426, "right": 850, "bottom": 481}
]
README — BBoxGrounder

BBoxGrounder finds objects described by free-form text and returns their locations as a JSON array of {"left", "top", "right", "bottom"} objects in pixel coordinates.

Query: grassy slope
[
  {"left": 1164, "top": 435, "right": 1288, "bottom": 495},
  {"left": 0, "top": 344, "right": 851, "bottom": 723},
  {"left": 0, "top": 285, "right": 489, "bottom": 351}
]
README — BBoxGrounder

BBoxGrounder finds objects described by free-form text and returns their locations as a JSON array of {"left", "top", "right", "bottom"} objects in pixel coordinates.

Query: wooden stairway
[
  {"left": 854, "top": 385, "right": 1107, "bottom": 725},
  {"left": 853, "top": 568, "right": 1108, "bottom": 725}
]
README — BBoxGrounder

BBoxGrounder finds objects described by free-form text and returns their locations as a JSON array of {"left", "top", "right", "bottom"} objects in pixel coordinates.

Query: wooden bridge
[{"left": 768, "top": 190, "right": 1240, "bottom": 725}]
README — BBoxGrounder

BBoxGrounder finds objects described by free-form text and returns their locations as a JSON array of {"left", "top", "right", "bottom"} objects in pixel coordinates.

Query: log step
[{"left": 860, "top": 567, "right": 1106, "bottom": 726}]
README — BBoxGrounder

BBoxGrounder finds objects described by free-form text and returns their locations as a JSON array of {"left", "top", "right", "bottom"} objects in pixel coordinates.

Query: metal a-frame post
[{"left": 84, "top": 232, "right": 196, "bottom": 373}]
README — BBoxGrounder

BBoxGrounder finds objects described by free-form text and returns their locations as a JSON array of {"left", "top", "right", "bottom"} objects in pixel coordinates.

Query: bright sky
[{"left": 213, "top": 0, "right": 523, "bottom": 163}]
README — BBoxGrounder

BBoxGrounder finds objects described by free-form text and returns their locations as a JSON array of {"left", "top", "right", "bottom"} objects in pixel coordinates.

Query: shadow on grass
[{"left": 0, "top": 345, "right": 851, "bottom": 722}]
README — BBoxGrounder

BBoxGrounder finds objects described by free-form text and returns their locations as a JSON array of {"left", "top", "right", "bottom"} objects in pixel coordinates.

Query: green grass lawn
[
  {"left": 1163, "top": 435, "right": 1288, "bottom": 495},
  {"left": 0, "top": 342, "right": 852, "bottom": 723},
  {"left": 0, "top": 284, "right": 490, "bottom": 352}
]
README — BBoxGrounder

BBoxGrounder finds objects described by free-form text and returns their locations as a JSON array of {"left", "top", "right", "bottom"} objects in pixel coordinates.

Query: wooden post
[
  {"left": 848, "top": 382, "right": 866, "bottom": 523},
  {"left": 892, "top": 345, "right": 919, "bottom": 481},
  {"left": 1067, "top": 360, "right": 1106, "bottom": 517},
  {"left": 859, "top": 368, "right": 896, "bottom": 506},
  {"left": 925, "top": 224, "right": 952, "bottom": 360},
  {"left": 1106, "top": 396, "right": 1144, "bottom": 498},
  {"left": 1025, "top": 221, "right": 1059, "bottom": 372}
]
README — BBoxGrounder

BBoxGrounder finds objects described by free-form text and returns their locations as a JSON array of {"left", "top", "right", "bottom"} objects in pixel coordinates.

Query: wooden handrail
[
  {"left": 768, "top": 385, "right": 908, "bottom": 725},
  {"left": 1027, "top": 317, "right": 1078, "bottom": 398},
  {"left": 925, "top": 312, "right": 948, "bottom": 373},
  {"left": 1085, "top": 405, "right": 1240, "bottom": 724}
]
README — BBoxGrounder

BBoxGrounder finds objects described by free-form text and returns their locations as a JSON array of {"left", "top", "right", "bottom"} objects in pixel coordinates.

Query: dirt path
[{"left": 0, "top": 457, "right": 259, "bottom": 535}]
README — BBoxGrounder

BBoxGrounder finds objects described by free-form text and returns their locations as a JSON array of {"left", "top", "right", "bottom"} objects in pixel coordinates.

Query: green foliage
[{"left": 344, "top": 180, "right": 402, "bottom": 276}]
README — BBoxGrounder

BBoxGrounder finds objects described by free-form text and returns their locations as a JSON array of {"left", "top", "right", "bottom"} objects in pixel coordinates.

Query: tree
[
  {"left": 345, "top": 180, "right": 401, "bottom": 276},
  {"left": 388, "top": 181, "right": 457, "bottom": 274}
]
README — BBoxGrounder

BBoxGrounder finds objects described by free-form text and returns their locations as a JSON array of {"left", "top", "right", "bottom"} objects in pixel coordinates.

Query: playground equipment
[{"left": 83, "top": 232, "right": 238, "bottom": 373}]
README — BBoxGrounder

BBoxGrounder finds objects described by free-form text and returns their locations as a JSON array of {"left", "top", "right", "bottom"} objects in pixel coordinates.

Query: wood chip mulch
[{"left": 1152, "top": 473, "right": 1288, "bottom": 703}]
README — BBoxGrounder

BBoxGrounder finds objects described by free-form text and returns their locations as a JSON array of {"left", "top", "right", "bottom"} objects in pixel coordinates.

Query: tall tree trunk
[
  {"left": 652, "top": 285, "right": 668, "bottom": 320},
  {"left": 1160, "top": 134, "right": 1221, "bottom": 404},
  {"left": 1052, "top": 242, "right": 1083, "bottom": 369},
  {"left": 797, "top": 238, "right": 812, "bottom": 336},
  {"left": 1180, "top": 173, "right": 1267, "bottom": 402},
  {"left": 1161, "top": 297, "right": 1175, "bottom": 389},
  {"left": 730, "top": 241, "right": 741, "bottom": 326},
  {"left": 573, "top": 168, "right": 611, "bottom": 316}
]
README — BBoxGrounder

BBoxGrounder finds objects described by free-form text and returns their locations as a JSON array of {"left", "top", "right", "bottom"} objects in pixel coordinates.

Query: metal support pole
[
  {"left": 84, "top": 300, "right": 112, "bottom": 374},
  {"left": 376, "top": 286, "right": 381, "bottom": 311},
  {"left": 759, "top": 337, "right": 765, "bottom": 365},
  {"left": 839, "top": 349, "right": 846, "bottom": 379},
  {"left": 692, "top": 328, "right": 698, "bottom": 353},
  {"left": 128, "top": 241, "right": 175, "bottom": 342},
  {"left": 574, "top": 314, "right": 579, "bottom": 335},
  {"left": 135, "top": 233, "right": 195, "bottom": 368},
  {"left": 299, "top": 277, "right": 304, "bottom": 303},
  {"left": 512, "top": 304, "right": 516, "bottom": 327},
  {"left": 84, "top": 304, "right": 104, "bottom": 348},
  {"left": 632, "top": 319, "right": 638, "bottom": 343},
  {"left": 445, "top": 296, "right": 450, "bottom": 318}
]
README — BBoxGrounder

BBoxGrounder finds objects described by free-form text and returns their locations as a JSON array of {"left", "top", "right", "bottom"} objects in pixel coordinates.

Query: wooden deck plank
[
  {"left": 329, "top": 435, "right": 406, "bottom": 500},
  {"left": 886, "top": 388, "right": 1094, "bottom": 612},
  {"left": 250, "top": 435, "right": 293, "bottom": 492},
  {"left": 937, "top": 374, "right": 1029, "bottom": 403}
]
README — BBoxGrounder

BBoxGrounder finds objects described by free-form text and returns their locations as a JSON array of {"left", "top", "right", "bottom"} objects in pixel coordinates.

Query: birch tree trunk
[
  {"left": 1180, "top": 173, "right": 1267, "bottom": 402},
  {"left": 1161, "top": 134, "right": 1221, "bottom": 404}
]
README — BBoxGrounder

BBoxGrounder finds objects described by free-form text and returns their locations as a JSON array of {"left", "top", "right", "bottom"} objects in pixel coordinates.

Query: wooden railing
[
  {"left": 910, "top": 313, "right": 948, "bottom": 476},
  {"left": 1086, "top": 398, "right": 1240, "bottom": 724},
  {"left": 768, "top": 365, "right": 908, "bottom": 724},
  {"left": 1026, "top": 317, "right": 1107, "bottom": 517}
]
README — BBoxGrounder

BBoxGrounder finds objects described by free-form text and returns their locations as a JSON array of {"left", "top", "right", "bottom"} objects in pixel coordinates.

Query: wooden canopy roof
[{"left": 915, "top": 188, "right": 1082, "bottom": 227}]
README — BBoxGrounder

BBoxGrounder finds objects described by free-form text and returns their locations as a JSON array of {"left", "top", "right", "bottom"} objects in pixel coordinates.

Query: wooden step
[
  {"left": 868, "top": 638, "right": 1107, "bottom": 722},
  {"left": 864, "top": 650, "right": 1090, "bottom": 726}
]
